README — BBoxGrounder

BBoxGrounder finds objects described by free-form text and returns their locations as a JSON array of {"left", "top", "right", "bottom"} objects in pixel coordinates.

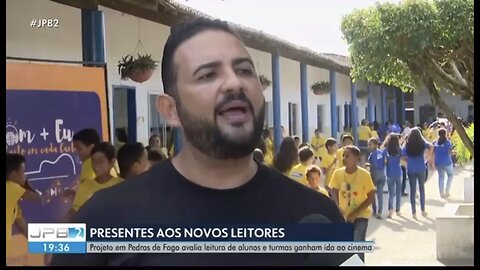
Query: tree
[{"left": 341, "top": 0, "right": 474, "bottom": 156}]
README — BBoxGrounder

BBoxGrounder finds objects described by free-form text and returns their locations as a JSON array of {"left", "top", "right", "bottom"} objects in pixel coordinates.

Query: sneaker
[
  {"left": 422, "top": 211, "right": 428, "bottom": 217},
  {"left": 445, "top": 193, "right": 450, "bottom": 199},
  {"left": 396, "top": 211, "right": 402, "bottom": 217},
  {"left": 375, "top": 214, "right": 382, "bottom": 219},
  {"left": 412, "top": 213, "right": 418, "bottom": 220},
  {"left": 440, "top": 194, "right": 445, "bottom": 199},
  {"left": 388, "top": 210, "right": 394, "bottom": 219}
]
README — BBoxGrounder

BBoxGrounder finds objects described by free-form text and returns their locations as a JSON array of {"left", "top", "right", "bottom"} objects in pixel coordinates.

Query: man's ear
[{"left": 156, "top": 94, "right": 182, "bottom": 128}]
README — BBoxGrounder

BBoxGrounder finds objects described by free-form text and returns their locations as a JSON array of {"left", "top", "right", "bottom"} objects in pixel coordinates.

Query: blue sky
[{"left": 177, "top": 0, "right": 399, "bottom": 56}]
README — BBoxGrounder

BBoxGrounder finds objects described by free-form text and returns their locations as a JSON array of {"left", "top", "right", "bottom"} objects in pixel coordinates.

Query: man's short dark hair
[
  {"left": 117, "top": 143, "right": 146, "bottom": 178},
  {"left": 6, "top": 153, "right": 25, "bottom": 179},
  {"left": 344, "top": 145, "right": 361, "bottom": 157},
  {"left": 161, "top": 17, "right": 241, "bottom": 98},
  {"left": 91, "top": 142, "right": 115, "bottom": 161},
  {"left": 298, "top": 147, "right": 314, "bottom": 162},
  {"left": 73, "top": 129, "right": 101, "bottom": 147}
]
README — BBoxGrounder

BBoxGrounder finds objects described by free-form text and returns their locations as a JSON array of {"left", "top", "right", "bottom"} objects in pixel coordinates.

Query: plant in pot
[
  {"left": 311, "top": 81, "right": 331, "bottom": 95},
  {"left": 118, "top": 54, "right": 158, "bottom": 83},
  {"left": 259, "top": 74, "right": 271, "bottom": 90},
  {"left": 451, "top": 123, "right": 474, "bottom": 202}
]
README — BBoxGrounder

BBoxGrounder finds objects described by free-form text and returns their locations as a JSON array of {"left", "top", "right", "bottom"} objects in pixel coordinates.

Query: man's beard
[{"left": 176, "top": 93, "right": 265, "bottom": 160}]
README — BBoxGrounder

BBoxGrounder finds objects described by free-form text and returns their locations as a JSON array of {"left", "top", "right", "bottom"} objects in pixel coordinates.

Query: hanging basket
[
  {"left": 311, "top": 81, "right": 331, "bottom": 95},
  {"left": 129, "top": 68, "right": 154, "bottom": 83}
]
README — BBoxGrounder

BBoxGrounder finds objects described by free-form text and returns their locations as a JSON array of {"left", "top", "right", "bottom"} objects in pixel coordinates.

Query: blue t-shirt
[
  {"left": 401, "top": 142, "right": 430, "bottom": 173},
  {"left": 368, "top": 149, "right": 386, "bottom": 170},
  {"left": 384, "top": 149, "right": 402, "bottom": 178},
  {"left": 434, "top": 140, "right": 453, "bottom": 166}
]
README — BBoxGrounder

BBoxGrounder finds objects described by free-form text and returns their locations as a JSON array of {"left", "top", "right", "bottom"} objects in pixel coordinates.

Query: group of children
[
  {"left": 253, "top": 122, "right": 457, "bottom": 250},
  {"left": 6, "top": 128, "right": 169, "bottom": 254}
]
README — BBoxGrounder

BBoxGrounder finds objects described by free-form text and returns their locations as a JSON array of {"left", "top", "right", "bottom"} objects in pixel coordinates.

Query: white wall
[
  {"left": 6, "top": 0, "right": 81, "bottom": 60},
  {"left": 413, "top": 87, "right": 473, "bottom": 124},
  {"left": 101, "top": 7, "right": 170, "bottom": 145}
]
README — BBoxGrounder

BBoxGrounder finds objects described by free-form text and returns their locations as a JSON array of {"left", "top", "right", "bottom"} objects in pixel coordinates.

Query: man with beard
[{"left": 51, "top": 17, "right": 347, "bottom": 266}]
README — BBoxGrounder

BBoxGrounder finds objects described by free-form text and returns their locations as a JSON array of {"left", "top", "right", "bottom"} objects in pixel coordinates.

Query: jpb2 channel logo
[
  {"left": 28, "top": 223, "right": 87, "bottom": 254},
  {"left": 28, "top": 223, "right": 86, "bottom": 242}
]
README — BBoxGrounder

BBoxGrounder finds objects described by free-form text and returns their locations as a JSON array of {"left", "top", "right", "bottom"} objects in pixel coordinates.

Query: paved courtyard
[{"left": 365, "top": 164, "right": 474, "bottom": 266}]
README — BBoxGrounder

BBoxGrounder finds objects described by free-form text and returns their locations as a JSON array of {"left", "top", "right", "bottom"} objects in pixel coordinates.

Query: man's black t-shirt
[{"left": 51, "top": 160, "right": 347, "bottom": 266}]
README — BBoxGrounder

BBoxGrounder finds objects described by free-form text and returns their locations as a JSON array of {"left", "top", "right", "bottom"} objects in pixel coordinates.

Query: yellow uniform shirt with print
[
  {"left": 6, "top": 181, "right": 26, "bottom": 252},
  {"left": 358, "top": 125, "right": 372, "bottom": 141},
  {"left": 429, "top": 129, "right": 439, "bottom": 142},
  {"left": 289, "top": 163, "right": 309, "bottom": 186},
  {"left": 328, "top": 167, "right": 375, "bottom": 219},
  {"left": 310, "top": 135, "right": 327, "bottom": 159},
  {"left": 320, "top": 152, "right": 336, "bottom": 187},
  {"left": 371, "top": 130, "right": 379, "bottom": 139},
  {"left": 72, "top": 177, "right": 123, "bottom": 211}
]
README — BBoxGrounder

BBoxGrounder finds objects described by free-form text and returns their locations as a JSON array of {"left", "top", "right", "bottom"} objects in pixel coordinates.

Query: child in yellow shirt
[
  {"left": 289, "top": 147, "right": 315, "bottom": 186},
  {"left": 68, "top": 142, "right": 123, "bottom": 221},
  {"left": 328, "top": 145, "right": 376, "bottom": 261},
  {"left": 6, "top": 153, "right": 43, "bottom": 255},
  {"left": 305, "top": 165, "right": 329, "bottom": 197},
  {"left": 320, "top": 138, "right": 338, "bottom": 196}
]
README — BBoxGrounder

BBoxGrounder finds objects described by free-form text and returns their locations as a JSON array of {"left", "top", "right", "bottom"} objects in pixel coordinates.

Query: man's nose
[{"left": 220, "top": 69, "right": 244, "bottom": 93}]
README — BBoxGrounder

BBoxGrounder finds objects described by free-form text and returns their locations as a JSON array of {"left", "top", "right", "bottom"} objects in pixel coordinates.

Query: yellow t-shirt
[
  {"left": 317, "top": 186, "right": 330, "bottom": 197},
  {"left": 336, "top": 147, "right": 346, "bottom": 168},
  {"left": 328, "top": 167, "right": 376, "bottom": 219},
  {"left": 6, "top": 181, "right": 26, "bottom": 250},
  {"left": 79, "top": 158, "right": 119, "bottom": 183},
  {"left": 371, "top": 130, "right": 379, "bottom": 139},
  {"left": 320, "top": 152, "right": 336, "bottom": 187},
  {"left": 79, "top": 158, "right": 96, "bottom": 183},
  {"left": 310, "top": 135, "right": 327, "bottom": 158},
  {"left": 264, "top": 138, "right": 275, "bottom": 166},
  {"left": 429, "top": 129, "right": 439, "bottom": 142},
  {"left": 72, "top": 176, "right": 123, "bottom": 211},
  {"left": 358, "top": 125, "right": 372, "bottom": 141},
  {"left": 289, "top": 163, "right": 309, "bottom": 186}
]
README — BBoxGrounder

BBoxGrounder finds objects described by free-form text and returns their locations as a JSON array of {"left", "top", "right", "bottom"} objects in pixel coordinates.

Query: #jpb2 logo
[{"left": 28, "top": 223, "right": 86, "bottom": 254}]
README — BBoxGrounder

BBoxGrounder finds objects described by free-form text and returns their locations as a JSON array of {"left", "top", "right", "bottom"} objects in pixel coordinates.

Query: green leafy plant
[
  {"left": 259, "top": 74, "right": 271, "bottom": 89},
  {"left": 117, "top": 54, "right": 157, "bottom": 80},
  {"left": 311, "top": 81, "right": 331, "bottom": 95},
  {"left": 451, "top": 123, "right": 474, "bottom": 165}
]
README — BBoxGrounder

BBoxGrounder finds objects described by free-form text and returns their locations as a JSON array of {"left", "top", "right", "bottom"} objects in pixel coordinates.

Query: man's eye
[
  {"left": 198, "top": 72, "right": 216, "bottom": 80},
  {"left": 238, "top": 69, "right": 253, "bottom": 75}
]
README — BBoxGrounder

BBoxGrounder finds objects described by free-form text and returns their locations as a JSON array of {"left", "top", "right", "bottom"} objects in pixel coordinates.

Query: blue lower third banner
[{"left": 86, "top": 224, "right": 355, "bottom": 242}]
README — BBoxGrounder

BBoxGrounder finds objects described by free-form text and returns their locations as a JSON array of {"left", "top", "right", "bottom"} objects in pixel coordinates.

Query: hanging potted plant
[
  {"left": 259, "top": 74, "right": 271, "bottom": 90},
  {"left": 357, "top": 89, "right": 368, "bottom": 99},
  {"left": 118, "top": 54, "right": 158, "bottom": 83},
  {"left": 311, "top": 81, "right": 331, "bottom": 95}
]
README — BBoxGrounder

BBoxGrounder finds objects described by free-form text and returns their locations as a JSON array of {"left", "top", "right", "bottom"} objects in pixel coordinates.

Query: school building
[{"left": 6, "top": 0, "right": 473, "bottom": 151}]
